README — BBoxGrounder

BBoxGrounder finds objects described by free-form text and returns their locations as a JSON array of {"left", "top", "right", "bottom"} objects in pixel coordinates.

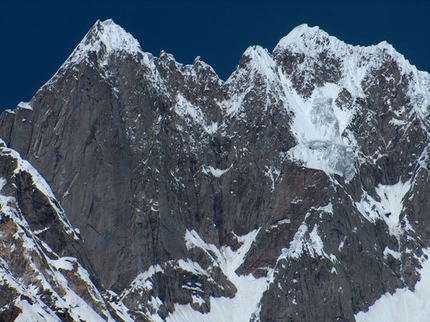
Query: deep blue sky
[{"left": 1, "top": 1, "right": 429, "bottom": 111}]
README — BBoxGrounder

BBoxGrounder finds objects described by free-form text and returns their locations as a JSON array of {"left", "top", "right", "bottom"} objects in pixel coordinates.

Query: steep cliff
[{"left": 1, "top": 19, "right": 430, "bottom": 321}]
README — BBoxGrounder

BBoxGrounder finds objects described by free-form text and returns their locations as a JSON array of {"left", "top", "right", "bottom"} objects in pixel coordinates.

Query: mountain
[
  {"left": 1, "top": 19, "right": 430, "bottom": 321},
  {"left": 0, "top": 139, "right": 127, "bottom": 320}
]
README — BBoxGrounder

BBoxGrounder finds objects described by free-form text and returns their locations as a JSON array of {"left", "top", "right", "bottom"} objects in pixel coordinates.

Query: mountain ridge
[{"left": 0, "top": 19, "right": 430, "bottom": 321}]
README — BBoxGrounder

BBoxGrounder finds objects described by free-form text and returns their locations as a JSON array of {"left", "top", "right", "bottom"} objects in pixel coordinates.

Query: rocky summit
[{"left": 1, "top": 19, "right": 430, "bottom": 321}]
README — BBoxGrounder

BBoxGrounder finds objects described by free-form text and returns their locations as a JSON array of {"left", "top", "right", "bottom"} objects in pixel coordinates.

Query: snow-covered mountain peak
[
  {"left": 274, "top": 23, "right": 340, "bottom": 55},
  {"left": 225, "top": 45, "right": 278, "bottom": 90},
  {"left": 274, "top": 23, "right": 416, "bottom": 80},
  {"left": 276, "top": 23, "right": 320, "bottom": 43},
  {"left": 242, "top": 45, "right": 272, "bottom": 61},
  {"left": 92, "top": 19, "right": 142, "bottom": 52},
  {"left": 242, "top": 45, "right": 277, "bottom": 74},
  {"left": 227, "top": 46, "right": 278, "bottom": 86},
  {"left": 66, "top": 19, "right": 143, "bottom": 66}
]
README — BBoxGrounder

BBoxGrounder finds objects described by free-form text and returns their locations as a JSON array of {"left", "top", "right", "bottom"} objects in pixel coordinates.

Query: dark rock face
[{"left": 1, "top": 20, "right": 430, "bottom": 321}]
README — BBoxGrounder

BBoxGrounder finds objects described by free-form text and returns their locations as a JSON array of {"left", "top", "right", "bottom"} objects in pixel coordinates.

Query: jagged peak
[
  {"left": 373, "top": 40, "right": 410, "bottom": 70},
  {"left": 65, "top": 19, "right": 143, "bottom": 66},
  {"left": 273, "top": 23, "right": 429, "bottom": 92},
  {"left": 242, "top": 45, "right": 274, "bottom": 65},
  {"left": 191, "top": 57, "right": 220, "bottom": 81},
  {"left": 226, "top": 45, "right": 277, "bottom": 85},
  {"left": 91, "top": 19, "right": 142, "bottom": 53},
  {"left": 274, "top": 23, "right": 387, "bottom": 59},
  {"left": 39, "top": 19, "right": 151, "bottom": 91},
  {"left": 274, "top": 24, "right": 411, "bottom": 68},
  {"left": 282, "top": 23, "right": 321, "bottom": 40},
  {"left": 274, "top": 24, "right": 334, "bottom": 53},
  {"left": 192, "top": 55, "right": 214, "bottom": 71},
  {"left": 157, "top": 50, "right": 220, "bottom": 83}
]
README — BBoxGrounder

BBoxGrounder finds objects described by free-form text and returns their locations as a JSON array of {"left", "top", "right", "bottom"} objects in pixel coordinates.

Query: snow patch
[
  {"left": 50, "top": 257, "right": 75, "bottom": 271},
  {"left": 281, "top": 222, "right": 330, "bottom": 260},
  {"left": 355, "top": 249, "right": 430, "bottom": 322},
  {"left": 123, "top": 264, "right": 165, "bottom": 295},
  {"left": 264, "top": 166, "right": 281, "bottom": 191},
  {"left": 356, "top": 180, "right": 411, "bottom": 241},
  {"left": 107, "top": 296, "right": 135, "bottom": 322},
  {"left": 0, "top": 177, "right": 7, "bottom": 192},
  {"left": 17, "top": 101, "right": 33, "bottom": 110},
  {"left": 279, "top": 204, "right": 337, "bottom": 263},
  {"left": 177, "top": 259, "right": 209, "bottom": 277},
  {"left": 168, "top": 229, "right": 269, "bottom": 321},
  {"left": 383, "top": 247, "right": 401, "bottom": 261},
  {"left": 268, "top": 219, "right": 291, "bottom": 231},
  {"left": 174, "top": 93, "right": 218, "bottom": 134},
  {"left": 202, "top": 164, "right": 232, "bottom": 177},
  {"left": 14, "top": 298, "right": 59, "bottom": 322}
]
